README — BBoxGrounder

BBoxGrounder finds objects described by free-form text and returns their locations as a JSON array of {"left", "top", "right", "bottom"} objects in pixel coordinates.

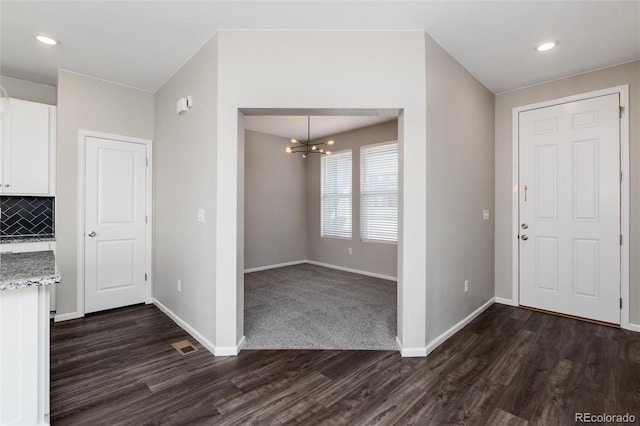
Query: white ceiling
[
  {"left": 1, "top": 1, "right": 638, "bottom": 95},
  {"left": 244, "top": 115, "right": 396, "bottom": 140}
]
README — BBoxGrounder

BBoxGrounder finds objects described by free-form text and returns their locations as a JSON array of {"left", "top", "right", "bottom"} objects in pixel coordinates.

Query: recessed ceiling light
[
  {"left": 33, "top": 34, "right": 59, "bottom": 46},
  {"left": 536, "top": 41, "right": 558, "bottom": 52}
]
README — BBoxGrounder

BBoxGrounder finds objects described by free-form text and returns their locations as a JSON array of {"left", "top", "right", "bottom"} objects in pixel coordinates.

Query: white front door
[
  {"left": 85, "top": 136, "right": 147, "bottom": 314},
  {"left": 519, "top": 94, "right": 620, "bottom": 324}
]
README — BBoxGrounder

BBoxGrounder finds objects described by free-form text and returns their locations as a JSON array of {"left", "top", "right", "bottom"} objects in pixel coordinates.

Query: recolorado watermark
[{"left": 575, "top": 412, "right": 636, "bottom": 423}]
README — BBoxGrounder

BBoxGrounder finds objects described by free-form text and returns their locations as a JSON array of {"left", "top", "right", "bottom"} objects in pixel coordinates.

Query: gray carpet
[{"left": 244, "top": 263, "right": 397, "bottom": 350}]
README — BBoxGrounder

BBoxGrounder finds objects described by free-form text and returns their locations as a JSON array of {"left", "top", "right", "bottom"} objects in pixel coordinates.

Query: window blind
[
  {"left": 360, "top": 142, "right": 398, "bottom": 242},
  {"left": 321, "top": 150, "right": 352, "bottom": 239}
]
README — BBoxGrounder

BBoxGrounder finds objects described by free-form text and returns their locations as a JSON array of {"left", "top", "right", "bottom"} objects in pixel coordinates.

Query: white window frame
[
  {"left": 360, "top": 140, "right": 398, "bottom": 244},
  {"left": 321, "top": 149, "right": 352, "bottom": 240}
]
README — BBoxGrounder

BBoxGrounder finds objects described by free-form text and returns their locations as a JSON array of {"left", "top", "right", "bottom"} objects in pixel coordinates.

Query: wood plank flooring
[{"left": 50, "top": 303, "right": 640, "bottom": 425}]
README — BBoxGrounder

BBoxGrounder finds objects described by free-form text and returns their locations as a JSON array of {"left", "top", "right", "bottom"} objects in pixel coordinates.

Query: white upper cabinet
[{"left": 0, "top": 98, "right": 56, "bottom": 196}]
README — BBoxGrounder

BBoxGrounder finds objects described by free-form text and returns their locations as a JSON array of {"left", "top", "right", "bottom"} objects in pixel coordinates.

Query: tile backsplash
[{"left": 0, "top": 196, "right": 55, "bottom": 238}]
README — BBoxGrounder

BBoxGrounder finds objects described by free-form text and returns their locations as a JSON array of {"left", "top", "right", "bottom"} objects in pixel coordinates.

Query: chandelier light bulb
[
  {"left": 285, "top": 146, "right": 292, "bottom": 153},
  {"left": 326, "top": 151, "right": 331, "bottom": 155},
  {"left": 327, "top": 140, "right": 335, "bottom": 145},
  {"left": 290, "top": 138, "right": 298, "bottom": 144},
  {"left": 311, "top": 145, "right": 317, "bottom": 151},
  {"left": 302, "top": 154, "right": 307, "bottom": 159}
]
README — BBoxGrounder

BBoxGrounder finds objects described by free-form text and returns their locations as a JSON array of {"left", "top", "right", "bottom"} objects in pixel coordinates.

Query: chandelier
[{"left": 285, "top": 116, "right": 334, "bottom": 158}]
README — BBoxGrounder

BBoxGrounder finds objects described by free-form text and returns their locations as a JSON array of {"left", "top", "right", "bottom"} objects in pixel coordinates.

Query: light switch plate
[
  {"left": 197, "top": 209, "right": 205, "bottom": 223},
  {"left": 483, "top": 209, "right": 490, "bottom": 221}
]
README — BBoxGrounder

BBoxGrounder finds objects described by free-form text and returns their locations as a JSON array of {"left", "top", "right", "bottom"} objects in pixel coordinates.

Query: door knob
[
  {"left": 521, "top": 223, "right": 528, "bottom": 229},
  {"left": 3, "top": 184, "right": 9, "bottom": 187},
  {"left": 521, "top": 234, "right": 528, "bottom": 241},
  {"left": 87, "top": 231, "right": 96, "bottom": 237}
]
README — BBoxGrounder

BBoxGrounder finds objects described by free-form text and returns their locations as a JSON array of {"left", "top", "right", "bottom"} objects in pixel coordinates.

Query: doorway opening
[{"left": 241, "top": 111, "right": 400, "bottom": 350}]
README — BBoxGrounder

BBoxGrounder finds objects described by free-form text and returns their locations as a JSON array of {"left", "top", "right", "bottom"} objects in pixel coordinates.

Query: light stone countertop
[
  {"left": 0, "top": 250, "right": 61, "bottom": 291},
  {"left": 0, "top": 236, "right": 56, "bottom": 244}
]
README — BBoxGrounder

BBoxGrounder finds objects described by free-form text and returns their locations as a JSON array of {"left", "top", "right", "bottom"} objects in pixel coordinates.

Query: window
[
  {"left": 321, "top": 150, "right": 352, "bottom": 239},
  {"left": 360, "top": 142, "right": 398, "bottom": 242}
]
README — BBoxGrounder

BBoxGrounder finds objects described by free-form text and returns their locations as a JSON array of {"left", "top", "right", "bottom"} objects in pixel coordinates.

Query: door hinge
[
  {"left": 620, "top": 171, "right": 623, "bottom": 182},
  {"left": 146, "top": 157, "right": 149, "bottom": 166},
  {"left": 620, "top": 298, "right": 623, "bottom": 309},
  {"left": 620, "top": 106, "right": 624, "bottom": 118},
  {"left": 145, "top": 215, "right": 148, "bottom": 223},
  {"left": 620, "top": 234, "right": 623, "bottom": 245},
  {"left": 145, "top": 273, "right": 148, "bottom": 281}
]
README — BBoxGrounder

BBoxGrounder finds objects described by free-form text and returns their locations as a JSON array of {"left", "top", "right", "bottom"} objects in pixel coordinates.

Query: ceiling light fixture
[
  {"left": 286, "top": 116, "right": 334, "bottom": 158},
  {"left": 535, "top": 41, "right": 558, "bottom": 52},
  {"left": 34, "top": 34, "right": 59, "bottom": 46}
]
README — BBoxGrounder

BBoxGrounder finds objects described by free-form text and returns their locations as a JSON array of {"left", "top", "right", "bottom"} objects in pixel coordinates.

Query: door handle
[
  {"left": 521, "top": 234, "right": 528, "bottom": 241},
  {"left": 87, "top": 231, "right": 96, "bottom": 237},
  {"left": 521, "top": 223, "right": 528, "bottom": 229}
]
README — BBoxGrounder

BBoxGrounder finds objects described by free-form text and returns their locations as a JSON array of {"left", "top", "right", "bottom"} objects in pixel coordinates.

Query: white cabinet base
[{"left": 0, "top": 286, "right": 50, "bottom": 425}]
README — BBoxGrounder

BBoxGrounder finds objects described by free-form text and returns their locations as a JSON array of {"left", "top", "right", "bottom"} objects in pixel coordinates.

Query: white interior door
[
  {"left": 85, "top": 136, "right": 147, "bottom": 314},
  {"left": 519, "top": 94, "right": 620, "bottom": 324}
]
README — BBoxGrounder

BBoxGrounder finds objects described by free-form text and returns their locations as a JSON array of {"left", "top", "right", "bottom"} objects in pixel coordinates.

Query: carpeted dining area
[{"left": 243, "top": 263, "right": 397, "bottom": 350}]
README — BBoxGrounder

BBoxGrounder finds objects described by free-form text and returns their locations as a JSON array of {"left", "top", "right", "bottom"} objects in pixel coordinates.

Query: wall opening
[{"left": 237, "top": 108, "right": 403, "bottom": 352}]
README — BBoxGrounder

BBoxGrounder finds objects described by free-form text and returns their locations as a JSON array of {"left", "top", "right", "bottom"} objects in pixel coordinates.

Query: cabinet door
[{"left": 2, "top": 99, "right": 52, "bottom": 195}]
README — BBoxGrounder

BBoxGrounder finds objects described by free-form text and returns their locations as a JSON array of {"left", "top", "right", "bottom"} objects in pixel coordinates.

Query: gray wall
[
  {"left": 425, "top": 34, "right": 496, "bottom": 341},
  {"left": 495, "top": 60, "right": 640, "bottom": 323},
  {"left": 56, "top": 70, "right": 154, "bottom": 315},
  {"left": 306, "top": 120, "right": 398, "bottom": 278},
  {"left": 1, "top": 75, "right": 57, "bottom": 105},
  {"left": 244, "top": 130, "right": 307, "bottom": 270},
  {"left": 153, "top": 36, "right": 218, "bottom": 342}
]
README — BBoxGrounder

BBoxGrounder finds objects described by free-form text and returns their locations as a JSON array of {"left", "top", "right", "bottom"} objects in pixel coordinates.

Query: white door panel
[
  {"left": 519, "top": 94, "right": 620, "bottom": 324},
  {"left": 85, "top": 137, "right": 147, "bottom": 314}
]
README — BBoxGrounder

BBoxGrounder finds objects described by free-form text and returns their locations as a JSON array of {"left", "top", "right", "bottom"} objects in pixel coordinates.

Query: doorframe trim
[
  {"left": 511, "top": 85, "right": 631, "bottom": 330},
  {"left": 76, "top": 130, "right": 153, "bottom": 317}
]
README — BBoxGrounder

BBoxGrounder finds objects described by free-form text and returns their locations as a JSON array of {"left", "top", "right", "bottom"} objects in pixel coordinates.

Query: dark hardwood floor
[{"left": 50, "top": 303, "right": 640, "bottom": 425}]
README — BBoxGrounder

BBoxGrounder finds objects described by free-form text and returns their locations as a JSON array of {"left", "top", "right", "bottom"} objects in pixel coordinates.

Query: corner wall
[
  {"left": 153, "top": 36, "right": 218, "bottom": 343},
  {"left": 56, "top": 70, "right": 154, "bottom": 317},
  {"left": 495, "top": 61, "right": 640, "bottom": 323},
  {"left": 305, "top": 120, "right": 398, "bottom": 278},
  {"left": 244, "top": 130, "right": 307, "bottom": 270},
  {"left": 425, "top": 34, "right": 496, "bottom": 342}
]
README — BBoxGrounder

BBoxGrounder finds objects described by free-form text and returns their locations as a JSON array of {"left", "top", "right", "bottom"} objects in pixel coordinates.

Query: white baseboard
[
  {"left": 215, "top": 336, "right": 246, "bottom": 356},
  {"left": 244, "top": 260, "right": 307, "bottom": 273},
  {"left": 424, "top": 297, "right": 495, "bottom": 357},
  {"left": 152, "top": 298, "right": 217, "bottom": 356},
  {"left": 494, "top": 297, "right": 517, "bottom": 306},
  {"left": 623, "top": 323, "right": 640, "bottom": 332},
  {"left": 54, "top": 311, "right": 83, "bottom": 322},
  {"left": 396, "top": 336, "right": 427, "bottom": 357},
  {"left": 305, "top": 260, "right": 397, "bottom": 282}
]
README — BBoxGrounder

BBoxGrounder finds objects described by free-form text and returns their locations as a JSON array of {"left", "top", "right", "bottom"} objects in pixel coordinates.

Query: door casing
[
  {"left": 511, "top": 85, "right": 631, "bottom": 330},
  {"left": 76, "top": 130, "right": 153, "bottom": 318}
]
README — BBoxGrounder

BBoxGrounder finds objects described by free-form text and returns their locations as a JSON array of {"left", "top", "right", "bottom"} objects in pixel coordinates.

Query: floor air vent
[{"left": 171, "top": 340, "right": 199, "bottom": 356}]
